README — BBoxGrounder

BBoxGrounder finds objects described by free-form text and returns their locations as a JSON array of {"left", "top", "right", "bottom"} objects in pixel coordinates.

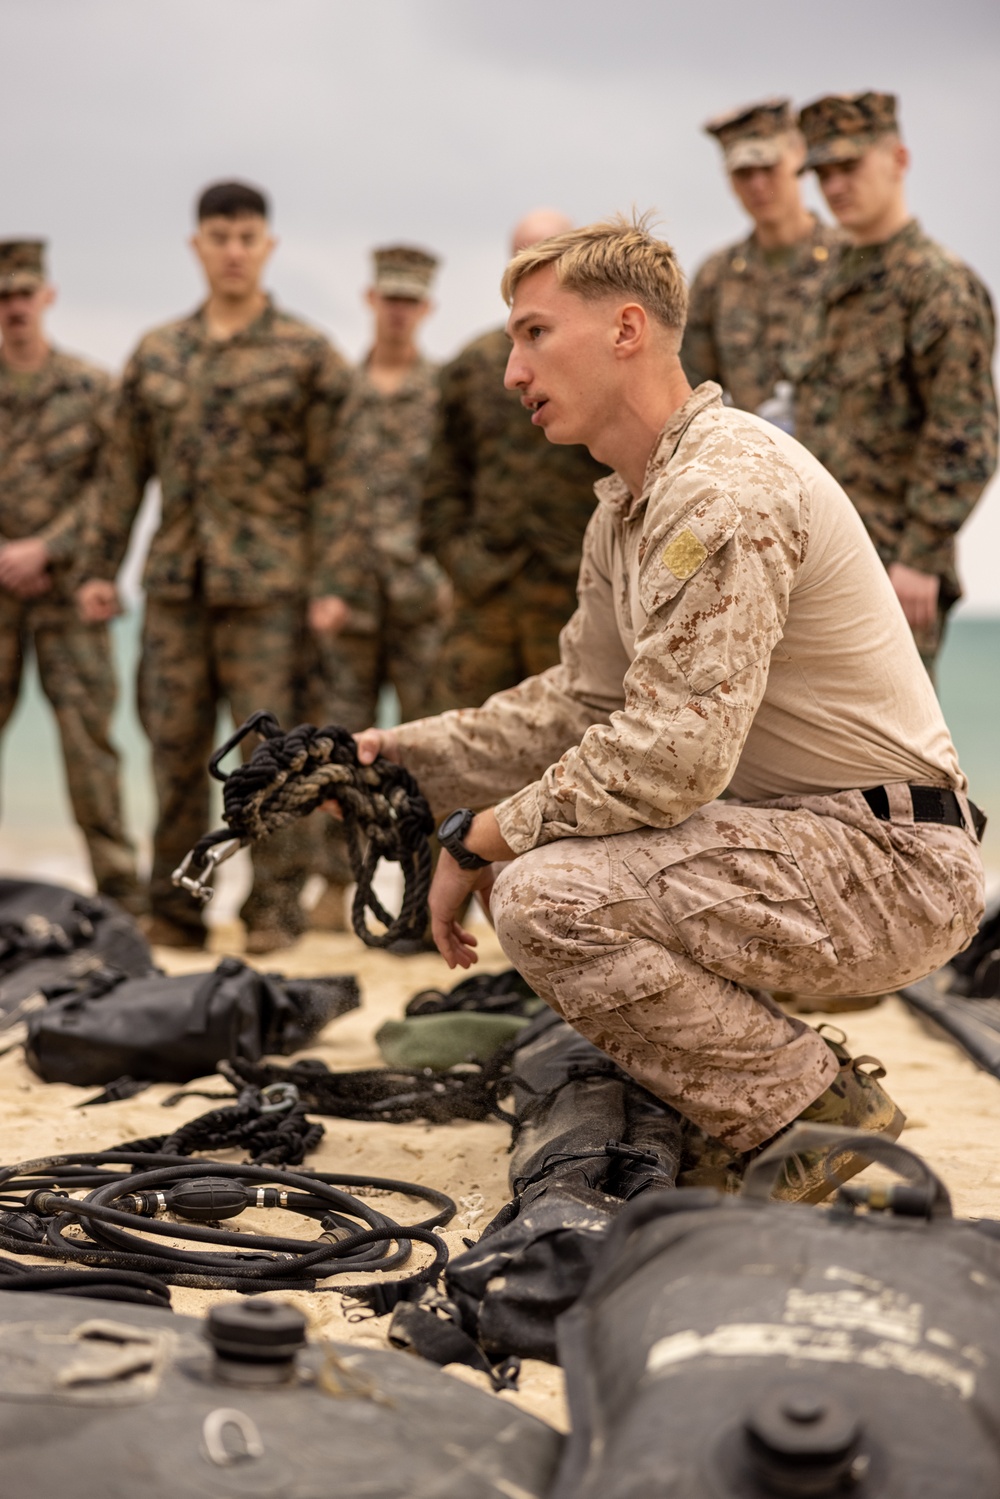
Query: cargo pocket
[
  {"left": 621, "top": 817, "right": 849, "bottom": 984},
  {"left": 548, "top": 939, "right": 683, "bottom": 1026}
]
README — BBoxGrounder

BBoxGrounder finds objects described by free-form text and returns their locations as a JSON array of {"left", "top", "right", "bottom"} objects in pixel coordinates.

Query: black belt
[{"left": 862, "top": 784, "right": 987, "bottom": 842}]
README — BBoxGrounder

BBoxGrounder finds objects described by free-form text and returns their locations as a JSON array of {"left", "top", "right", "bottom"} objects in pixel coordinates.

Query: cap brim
[
  {"left": 725, "top": 138, "right": 785, "bottom": 171},
  {"left": 375, "top": 276, "right": 430, "bottom": 300},
  {"left": 802, "top": 135, "right": 874, "bottom": 172},
  {"left": 0, "top": 273, "right": 43, "bottom": 294}
]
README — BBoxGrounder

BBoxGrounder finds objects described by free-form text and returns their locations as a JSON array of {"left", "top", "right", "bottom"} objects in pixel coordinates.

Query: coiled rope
[{"left": 173, "top": 711, "right": 434, "bottom": 948}]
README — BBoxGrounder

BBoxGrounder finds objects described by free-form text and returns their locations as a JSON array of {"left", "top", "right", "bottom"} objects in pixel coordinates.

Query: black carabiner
[{"left": 209, "top": 710, "right": 283, "bottom": 782}]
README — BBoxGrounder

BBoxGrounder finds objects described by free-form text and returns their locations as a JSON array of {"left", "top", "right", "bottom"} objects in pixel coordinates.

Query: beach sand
[{"left": 2, "top": 909, "right": 1000, "bottom": 1432}]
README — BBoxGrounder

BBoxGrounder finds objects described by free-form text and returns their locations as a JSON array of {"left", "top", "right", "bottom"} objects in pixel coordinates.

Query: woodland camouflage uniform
[
  {"left": 313, "top": 362, "right": 445, "bottom": 729},
  {"left": 88, "top": 298, "right": 350, "bottom": 939},
  {"left": 682, "top": 222, "right": 841, "bottom": 415},
  {"left": 0, "top": 342, "right": 139, "bottom": 907},
  {"left": 681, "top": 98, "right": 842, "bottom": 416},
  {"left": 421, "top": 327, "right": 606, "bottom": 709},
  {"left": 310, "top": 355, "right": 445, "bottom": 891},
  {"left": 793, "top": 92, "right": 999, "bottom": 667}
]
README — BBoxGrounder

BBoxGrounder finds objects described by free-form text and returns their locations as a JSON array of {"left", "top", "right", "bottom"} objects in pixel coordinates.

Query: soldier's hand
[
  {"left": 309, "top": 595, "right": 351, "bottom": 635},
  {"left": 888, "top": 563, "right": 940, "bottom": 632},
  {"left": 321, "top": 728, "right": 402, "bottom": 821},
  {"left": 354, "top": 727, "right": 401, "bottom": 766},
  {"left": 76, "top": 579, "right": 122, "bottom": 623},
  {"left": 0, "top": 537, "right": 50, "bottom": 595},
  {"left": 429, "top": 849, "right": 486, "bottom": 970}
]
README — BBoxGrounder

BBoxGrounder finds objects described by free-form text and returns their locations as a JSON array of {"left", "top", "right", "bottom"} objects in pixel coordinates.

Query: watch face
[{"left": 439, "top": 810, "right": 468, "bottom": 841}]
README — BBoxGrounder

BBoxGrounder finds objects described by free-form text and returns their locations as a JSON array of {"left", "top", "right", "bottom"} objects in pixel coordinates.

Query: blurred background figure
[
  {"left": 794, "top": 92, "right": 998, "bottom": 676},
  {"left": 420, "top": 208, "right": 607, "bottom": 712},
  {"left": 0, "top": 239, "right": 139, "bottom": 911},
  {"left": 76, "top": 181, "right": 351, "bottom": 952},
  {"left": 681, "top": 97, "right": 841, "bottom": 428},
  {"left": 307, "top": 244, "right": 446, "bottom": 933}
]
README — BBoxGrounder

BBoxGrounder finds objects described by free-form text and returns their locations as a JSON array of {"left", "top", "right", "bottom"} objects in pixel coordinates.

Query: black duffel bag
[
  {"left": 551, "top": 1129, "right": 1000, "bottom": 1499},
  {"left": 0, "top": 878, "right": 150, "bottom": 1028},
  {"left": 25, "top": 957, "right": 359, "bottom": 1085}
]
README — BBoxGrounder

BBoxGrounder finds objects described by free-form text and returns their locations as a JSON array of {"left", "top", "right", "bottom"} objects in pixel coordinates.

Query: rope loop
[{"left": 174, "top": 717, "right": 435, "bottom": 948}]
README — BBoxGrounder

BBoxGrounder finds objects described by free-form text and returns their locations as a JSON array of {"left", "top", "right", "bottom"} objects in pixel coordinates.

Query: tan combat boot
[
  {"left": 770, "top": 1030, "right": 905, "bottom": 1204},
  {"left": 677, "top": 1030, "right": 905, "bottom": 1204}
]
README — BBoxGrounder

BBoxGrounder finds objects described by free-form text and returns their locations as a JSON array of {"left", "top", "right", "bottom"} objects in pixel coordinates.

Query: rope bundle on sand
[{"left": 173, "top": 711, "right": 435, "bottom": 948}]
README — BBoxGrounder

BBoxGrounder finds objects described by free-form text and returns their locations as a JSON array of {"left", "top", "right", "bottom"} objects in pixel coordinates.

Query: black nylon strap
[{"left": 862, "top": 785, "right": 986, "bottom": 842}]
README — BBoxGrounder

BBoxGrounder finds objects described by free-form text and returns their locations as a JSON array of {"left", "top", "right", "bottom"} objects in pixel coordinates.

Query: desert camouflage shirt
[
  {"left": 88, "top": 298, "right": 350, "bottom": 605},
  {"left": 0, "top": 348, "right": 112, "bottom": 621},
  {"left": 323, "top": 356, "right": 445, "bottom": 628},
  {"left": 794, "top": 219, "right": 998, "bottom": 597},
  {"left": 681, "top": 217, "right": 842, "bottom": 414},
  {"left": 396, "top": 383, "right": 963, "bottom": 851},
  {"left": 421, "top": 327, "right": 606, "bottom": 602}
]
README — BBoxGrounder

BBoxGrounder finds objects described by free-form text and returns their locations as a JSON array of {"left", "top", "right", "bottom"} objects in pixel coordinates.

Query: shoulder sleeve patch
[{"left": 661, "top": 528, "right": 709, "bottom": 581}]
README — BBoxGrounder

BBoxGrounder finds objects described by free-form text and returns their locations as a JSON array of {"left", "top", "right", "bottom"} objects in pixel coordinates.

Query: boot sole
[{"left": 790, "top": 1101, "right": 908, "bottom": 1205}]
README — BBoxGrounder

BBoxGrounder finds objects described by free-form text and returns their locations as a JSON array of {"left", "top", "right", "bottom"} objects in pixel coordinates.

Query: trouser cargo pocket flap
[{"left": 549, "top": 939, "right": 682, "bottom": 1024}]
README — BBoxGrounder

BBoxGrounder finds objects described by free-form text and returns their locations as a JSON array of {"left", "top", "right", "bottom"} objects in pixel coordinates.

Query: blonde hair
[{"left": 500, "top": 212, "right": 687, "bottom": 331}]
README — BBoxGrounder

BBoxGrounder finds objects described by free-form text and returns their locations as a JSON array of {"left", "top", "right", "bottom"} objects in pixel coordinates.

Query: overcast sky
[{"left": 5, "top": 0, "right": 1000, "bottom": 608}]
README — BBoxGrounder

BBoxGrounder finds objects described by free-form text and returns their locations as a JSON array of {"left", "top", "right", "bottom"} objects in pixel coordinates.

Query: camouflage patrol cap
[
  {"left": 703, "top": 98, "right": 797, "bottom": 171},
  {"left": 798, "top": 92, "right": 899, "bottom": 170},
  {"left": 372, "top": 245, "right": 439, "bottom": 300},
  {"left": 0, "top": 240, "right": 46, "bottom": 294}
]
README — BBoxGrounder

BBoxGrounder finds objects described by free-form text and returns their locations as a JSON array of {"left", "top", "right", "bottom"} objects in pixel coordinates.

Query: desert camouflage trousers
[
  {"left": 0, "top": 602, "right": 138, "bottom": 906},
  {"left": 138, "top": 596, "right": 309, "bottom": 936},
  {"left": 491, "top": 786, "right": 984, "bottom": 1151},
  {"left": 430, "top": 570, "right": 579, "bottom": 712}
]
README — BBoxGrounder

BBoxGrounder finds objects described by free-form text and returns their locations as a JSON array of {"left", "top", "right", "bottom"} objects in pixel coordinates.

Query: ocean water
[{"left": 0, "top": 610, "right": 997, "bottom": 885}]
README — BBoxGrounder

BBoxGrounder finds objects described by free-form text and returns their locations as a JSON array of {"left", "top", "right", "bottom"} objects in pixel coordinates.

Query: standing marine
[
  {"left": 794, "top": 92, "right": 998, "bottom": 672},
  {"left": 307, "top": 244, "right": 447, "bottom": 932},
  {"left": 421, "top": 209, "right": 607, "bottom": 710},
  {"left": 77, "top": 181, "right": 350, "bottom": 951},
  {"left": 0, "top": 240, "right": 139, "bottom": 910},
  {"left": 681, "top": 98, "right": 842, "bottom": 424}
]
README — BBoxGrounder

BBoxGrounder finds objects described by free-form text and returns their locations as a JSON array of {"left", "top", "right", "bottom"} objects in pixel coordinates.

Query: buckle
[{"left": 171, "top": 839, "right": 243, "bottom": 904}]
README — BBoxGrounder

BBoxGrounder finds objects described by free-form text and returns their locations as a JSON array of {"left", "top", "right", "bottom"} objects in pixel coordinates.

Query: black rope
[
  {"left": 178, "top": 712, "right": 435, "bottom": 948},
  {"left": 117, "top": 1080, "right": 325, "bottom": 1167},
  {"left": 223, "top": 1053, "right": 518, "bottom": 1128}
]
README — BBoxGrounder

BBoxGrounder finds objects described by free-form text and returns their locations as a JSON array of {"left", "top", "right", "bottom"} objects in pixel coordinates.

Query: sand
[{"left": 2, "top": 914, "right": 1000, "bottom": 1434}]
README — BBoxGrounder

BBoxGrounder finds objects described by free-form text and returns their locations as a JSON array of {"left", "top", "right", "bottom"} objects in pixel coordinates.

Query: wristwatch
[{"left": 437, "top": 809, "right": 491, "bottom": 870}]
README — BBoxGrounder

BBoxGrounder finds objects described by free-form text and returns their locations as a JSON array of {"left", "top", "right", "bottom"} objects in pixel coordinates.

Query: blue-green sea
[{"left": 0, "top": 611, "right": 997, "bottom": 878}]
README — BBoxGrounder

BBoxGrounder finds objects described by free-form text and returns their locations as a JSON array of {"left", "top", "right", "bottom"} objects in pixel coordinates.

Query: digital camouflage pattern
[
  {"left": 139, "top": 596, "right": 311, "bottom": 939},
  {"left": 490, "top": 787, "right": 980, "bottom": 1149},
  {"left": 0, "top": 351, "right": 137, "bottom": 903},
  {"left": 421, "top": 326, "right": 605, "bottom": 707},
  {"left": 0, "top": 240, "right": 46, "bottom": 294},
  {"left": 84, "top": 299, "right": 349, "bottom": 935},
  {"left": 87, "top": 298, "right": 350, "bottom": 603},
  {"left": 397, "top": 382, "right": 965, "bottom": 842},
  {"left": 794, "top": 219, "right": 998, "bottom": 621},
  {"left": 681, "top": 218, "right": 842, "bottom": 415},
  {"left": 309, "top": 356, "right": 444, "bottom": 888},
  {"left": 396, "top": 384, "right": 983, "bottom": 1148},
  {"left": 0, "top": 601, "right": 138, "bottom": 904},
  {"left": 798, "top": 91, "right": 900, "bottom": 170},
  {"left": 702, "top": 96, "right": 796, "bottom": 172},
  {"left": 319, "top": 356, "right": 445, "bottom": 651},
  {"left": 0, "top": 351, "right": 113, "bottom": 620}
]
